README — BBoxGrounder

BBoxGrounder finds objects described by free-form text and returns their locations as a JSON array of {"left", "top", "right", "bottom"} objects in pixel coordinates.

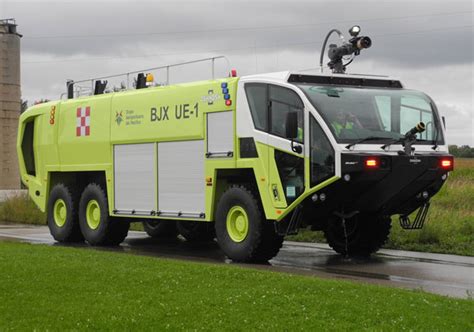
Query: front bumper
[{"left": 308, "top": 153, "right": 452, "bottom": 217}]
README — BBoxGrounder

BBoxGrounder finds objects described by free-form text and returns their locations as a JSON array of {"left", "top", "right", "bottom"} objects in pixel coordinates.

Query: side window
[
  {"left": 310, "top": 116, "right": 335, "bottom": 187},
  {"left": 274, "top": 150, "right": 304, "bottom": 203},
  {"left": 269, "top": 85, "right": 304, "bottom": 143},
  {"left": 374, "top": 95, "right": 436, "bottom": 141},
  {"left": 245, "top": 84, "right": 304, "bottom": 143},
  {"left": 21, "top": 120, "right": 36, "bottom": 176},
  {"left": 245, "top": 84, "right": 268, "bottom": 131},
  {"left": 401, "top": 96, "right": 434, "bottom": 140}
]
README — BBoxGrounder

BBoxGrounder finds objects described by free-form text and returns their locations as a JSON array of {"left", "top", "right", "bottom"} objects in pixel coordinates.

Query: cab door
[
  {"left": 242, "top": 83, "right": 306, "bottom": 209},
  {"left": 266, "top": 84, "right": 305, "bottom": 208}
]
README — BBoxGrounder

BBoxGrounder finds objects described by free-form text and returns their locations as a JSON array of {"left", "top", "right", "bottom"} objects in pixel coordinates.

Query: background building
[{"left": 0, "top": 18, "right": 21, "bottom": 189}]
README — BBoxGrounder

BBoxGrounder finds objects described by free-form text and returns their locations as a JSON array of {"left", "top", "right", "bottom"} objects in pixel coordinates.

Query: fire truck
[{"left": 17, "top": 26, "right": 453, "bottom": 262}]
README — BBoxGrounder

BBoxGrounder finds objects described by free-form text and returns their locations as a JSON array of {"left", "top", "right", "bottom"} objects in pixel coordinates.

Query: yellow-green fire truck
[{"left": 17, "top": 33, "right": 453, "bottom": 262}]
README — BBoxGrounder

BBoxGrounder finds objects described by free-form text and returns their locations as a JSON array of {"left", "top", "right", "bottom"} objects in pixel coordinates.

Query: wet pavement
[{"left": 0, "top": 223, "right": 473, "bottom": 299}]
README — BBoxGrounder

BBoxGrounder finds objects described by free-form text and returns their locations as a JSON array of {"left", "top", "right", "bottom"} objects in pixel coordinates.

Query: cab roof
[{"left": 241, "top": 70, "right": 404, "bottom": 89}]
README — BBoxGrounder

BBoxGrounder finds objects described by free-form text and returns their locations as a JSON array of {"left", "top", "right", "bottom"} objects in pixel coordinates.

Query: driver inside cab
[{"left": 331, "top": 111, "right": 362, "bottom": 136}]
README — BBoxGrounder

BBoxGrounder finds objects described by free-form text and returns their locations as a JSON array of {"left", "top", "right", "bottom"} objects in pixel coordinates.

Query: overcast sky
[{"left": 1, "top": 0, "right": 472, "bottom": 145}]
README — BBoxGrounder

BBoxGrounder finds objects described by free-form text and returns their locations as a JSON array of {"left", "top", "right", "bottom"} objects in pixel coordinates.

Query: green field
[
  {"left": 0, "top": 242, "right": 472, "bottom": 331},
  {"left": 1, "top": 159, "right": 473, "bottom": 256}
]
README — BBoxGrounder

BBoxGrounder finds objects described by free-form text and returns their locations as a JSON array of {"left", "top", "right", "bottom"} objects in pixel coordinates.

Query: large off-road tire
[
  {"left": 176, "top": 221, "right": 215, "bottom": 242},
  {"left": 78, "top": 183, "right": 129, "bottom": 246},
  {"left": 215, "top": 185, "right": 284, "bottom": 263},
  {"left": 323, "top": 214, "right": 391, "bottom": 256},
  {"left": 47, "top": 183, "right": 83, "bottom": 242},
  {"left": 143, "top": 220, "right": 178, "bottom": 238}
]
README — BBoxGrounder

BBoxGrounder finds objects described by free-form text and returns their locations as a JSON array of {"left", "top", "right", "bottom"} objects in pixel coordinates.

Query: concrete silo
[{"left": 0, "top": 18, "right": 21, "bottom": 189}]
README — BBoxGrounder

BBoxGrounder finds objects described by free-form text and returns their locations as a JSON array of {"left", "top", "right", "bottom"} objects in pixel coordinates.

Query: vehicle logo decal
[
  {"left": 115, "top": 111, "right": 123, "bottom": 125},
  {"left": 201, "top": 90, "right": 220, "bottom": 105},
  {"left": 409, "top": 158, "right": 421, "bottom": 164},
  {"left": 76, "top": 106, "right": 90, "bottom": 136}
]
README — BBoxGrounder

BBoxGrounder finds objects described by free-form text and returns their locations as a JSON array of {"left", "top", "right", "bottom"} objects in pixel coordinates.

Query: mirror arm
[{"left": 290, "top": 139, "right": 303, "bottom": 154}]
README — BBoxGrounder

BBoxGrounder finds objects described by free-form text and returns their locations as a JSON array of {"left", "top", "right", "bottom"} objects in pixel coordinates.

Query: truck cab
[{"left": 236, "top": 71, "right": 452, "bottom": 255}]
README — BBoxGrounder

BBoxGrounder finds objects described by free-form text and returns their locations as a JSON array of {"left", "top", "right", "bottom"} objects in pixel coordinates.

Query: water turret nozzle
[
  {"left": 354, "top": 36, "right": 372, "bottom": 50},
  {"left": 405, "top": 122, "right": 426, "bottom": 139},
  {"left": 320, "top": 25, "right": 372, "bottom": 74},
  {"left": 402, "top": 122, "right": 426, "bottom": 155}
]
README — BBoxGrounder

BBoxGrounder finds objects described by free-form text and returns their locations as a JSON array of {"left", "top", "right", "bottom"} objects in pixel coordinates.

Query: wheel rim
[
  {"left": 226, "top": 206, "right": 249, "bottom": 242},
  {"left": 53, "top": 199, "right": 67, "bottom": 227},
  {"left": 86, "top": 200, "right": 101, "bottom": 230}
]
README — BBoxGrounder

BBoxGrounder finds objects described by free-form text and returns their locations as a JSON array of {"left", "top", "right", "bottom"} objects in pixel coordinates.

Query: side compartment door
[
  {"left": 157, "top": 140, "right": 205, "bottom": 218},
  {"left": 113, "top": 143, "right": 156, "bottom": 215}
]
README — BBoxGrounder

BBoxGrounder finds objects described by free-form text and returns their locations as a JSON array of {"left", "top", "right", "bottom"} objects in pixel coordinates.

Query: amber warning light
[
  {"left": 440, "top": 157, "right": 454, "bottom": 171},
  {"left": 365, "top": 158, "right": 379, "bottom": 168}
]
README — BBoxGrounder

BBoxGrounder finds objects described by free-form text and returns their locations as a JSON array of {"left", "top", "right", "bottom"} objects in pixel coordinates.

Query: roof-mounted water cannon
[{"left": 319, "top": 25, "right": 372, "bottom": 74}]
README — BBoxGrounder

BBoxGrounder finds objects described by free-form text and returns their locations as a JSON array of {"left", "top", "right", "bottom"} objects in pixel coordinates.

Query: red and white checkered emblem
[{"left": 76, "top": 106, "right": 91, "bottom": 137}]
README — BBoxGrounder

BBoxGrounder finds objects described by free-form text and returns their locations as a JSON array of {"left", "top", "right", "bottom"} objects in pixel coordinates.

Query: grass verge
[
  {"left": 0, "top": 193, "right": 45, "bottom": 225},
  {"left": 0, "top": 242, "right": 472, "bottom": 331}
]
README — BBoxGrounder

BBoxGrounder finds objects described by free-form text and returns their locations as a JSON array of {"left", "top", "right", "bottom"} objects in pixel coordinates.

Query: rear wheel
[
  {"left": 323, "top": 214, "right": 391, "bottom": 256},
  {"left": 215, "top": 185, "right": 283, "bottom": 262},
  {"left": 176, "top": 221, "right": 215, "bottom": 242},
  {"left": 78, "top": 183, "right": 129, "bottom": 246},
  {"left": 143, "top": 220, "right": 178, "bottom": 238},
  {"left": 47, "top": 183, "right": 83, "bottom": 242}
]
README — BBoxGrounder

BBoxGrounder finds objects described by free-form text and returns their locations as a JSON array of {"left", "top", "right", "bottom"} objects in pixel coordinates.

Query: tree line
[{"left": 449, "top": 145, "right": 474, "bottom": 158}]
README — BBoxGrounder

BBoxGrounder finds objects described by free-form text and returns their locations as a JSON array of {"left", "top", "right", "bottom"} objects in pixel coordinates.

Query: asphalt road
[{"left": 0, "top": 223, "right": 472, "bottom": 299}]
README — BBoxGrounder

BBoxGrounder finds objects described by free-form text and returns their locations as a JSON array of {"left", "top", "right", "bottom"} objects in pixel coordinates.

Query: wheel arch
[
  {"left": 47, "top": 171, "right": 107, "bottom": 212},
  {"left": 211, "top": 168, "right": 263, "bottom": 221},
  {"left": 211, "top": 167, "right": 273, "bottom": 221}
]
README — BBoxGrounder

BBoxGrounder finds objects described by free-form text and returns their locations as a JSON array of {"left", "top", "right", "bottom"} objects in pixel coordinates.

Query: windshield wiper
[
  {"left": 381, "top": 138, "right": 433, "bottom": 153},
  {"left": 381, "top": 122, "right": 427, "bottom": 154},
  {"left": 345, "top": 136, "right": 396, "bottom": 150},
  {"left": 380, "top": 138, "right": 404, "bottom": 150}
]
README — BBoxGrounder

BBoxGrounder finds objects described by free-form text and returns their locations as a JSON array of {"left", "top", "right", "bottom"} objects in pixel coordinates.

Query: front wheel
[
  {"left": 78, "top": 183, "right": 129, "bottom": 246},
  {"left": 323, "top": 213, "right": 391, "bottom": 256},
  {"left": 215, "top": 185, "right": 283, "bottom": 262}
]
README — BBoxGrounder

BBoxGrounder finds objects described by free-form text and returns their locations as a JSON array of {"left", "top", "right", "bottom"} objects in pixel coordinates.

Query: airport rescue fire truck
[{"left": 17, "top": 26, "right": 453, "bottom": 262}]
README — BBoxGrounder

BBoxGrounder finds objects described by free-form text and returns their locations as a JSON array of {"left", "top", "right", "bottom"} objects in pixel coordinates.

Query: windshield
[{"left": 297, "top": 84, "right": 444, "bottom": 144}]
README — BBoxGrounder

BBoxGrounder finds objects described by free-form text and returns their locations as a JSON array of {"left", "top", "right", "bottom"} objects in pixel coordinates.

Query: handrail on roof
[{"left": 64, "top": 55, "right": 231, "bottom": 99}]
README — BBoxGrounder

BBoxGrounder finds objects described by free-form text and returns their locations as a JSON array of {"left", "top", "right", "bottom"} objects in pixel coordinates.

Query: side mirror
[
  {"left": 442, "top": 116, "right": 446, "bottom": 130},
  {"left": 285, "top": 112, "right": 298, "bottom": 139}
]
